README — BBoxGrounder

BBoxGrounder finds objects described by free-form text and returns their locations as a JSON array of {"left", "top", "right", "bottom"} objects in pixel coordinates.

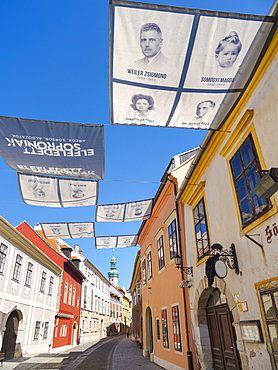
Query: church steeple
[{"left": 108, "top": 250, "right": 119, "bottom": 287}]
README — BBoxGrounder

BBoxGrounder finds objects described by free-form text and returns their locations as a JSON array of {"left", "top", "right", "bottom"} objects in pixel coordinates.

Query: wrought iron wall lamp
[{"left": 174, "top": 254, "right": 193, "bottom": 276}]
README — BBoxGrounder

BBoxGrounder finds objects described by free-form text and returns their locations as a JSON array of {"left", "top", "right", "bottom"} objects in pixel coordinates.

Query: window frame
[
  {"left": 156, "top": 318, "right": 160, "bottom": 341},
  {"left": 0, "top": 243, "right": 8, "bottom": 275},
  {"left": 68, "top": 282, "right": 72, "bottom": 305},
  {"left": 147, "top": 250, "right": 152, "bottom": 281},
  {"left": 142, "top": 259, "right": 146, "bottom": 285},
  {"left": 168, "top": 219, "right": 178, "bottom": 260},
  {"left": 34, "top": 321, "right": 41, "bottom": 340},
  {"left": 193, "top": 197, "right": 210, "bottom": 260},
  {"left": 230, "top": 134, "right": 271, "bottom": 228},
  {"left": 39, "top": 271, "right": 47, "bottom": 293},
  {"left": 48, "top": 276, "right": 54, "bottom": 296},
  {"left": 25, "top": 262, "right": 33, "bottom": 287},
  {"left": 259, "top": 287, "right": 278, "bottom": 369},
  {"left": 157, "top": 235, "right": 165, "bottom": 270},
  {"left": 63, "top": 279, "right": 68, "bottom": 303},
  {"left": 43, "top": 322, "right": 49, "bottom": 339},
  {"left": 161, "top": 308, "right": 169, "bottom": 348},
  {"left": 172, "top": 305, "right": 182, "bottom": 352},
  {"left": 12, "top": 254, "right": 23, "bottom": 282}
]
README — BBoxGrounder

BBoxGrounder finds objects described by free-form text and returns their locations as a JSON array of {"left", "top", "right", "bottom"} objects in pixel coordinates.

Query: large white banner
[
  {"left": 0, "top": 117, "right": 104, "bottom": 179},
  {"left": 95, "top": 235, "right": 138, "bottom": 249},
  {"left": 110, "top": 0, "right": 277, "bottom": 129},
  {"left": 41, "top": 222, "right": 95, "bottom": 239},
  {"left": 18, "top": 173, "right": 98, "bottom": 207},
  {"left": 95, "top": 199, "right": 153, "bottom": 222}
]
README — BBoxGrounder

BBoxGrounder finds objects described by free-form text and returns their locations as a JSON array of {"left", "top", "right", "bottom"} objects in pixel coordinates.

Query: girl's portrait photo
[
  {"left": 215, "top": 31, "right": 242, "bottom": 68},
  {"left": 130, "top": 94, "right": 155, "bottom": 118}
]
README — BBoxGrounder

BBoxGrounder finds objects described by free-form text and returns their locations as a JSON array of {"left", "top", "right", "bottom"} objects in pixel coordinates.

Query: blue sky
[{"left": 0, "top": 0, "right": 274, "bottom": 289}]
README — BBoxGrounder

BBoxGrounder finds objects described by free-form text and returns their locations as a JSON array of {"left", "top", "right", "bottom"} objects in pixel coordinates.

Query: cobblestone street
[{"left": 1, "top": 336, "right": 165, "bottom": 370}]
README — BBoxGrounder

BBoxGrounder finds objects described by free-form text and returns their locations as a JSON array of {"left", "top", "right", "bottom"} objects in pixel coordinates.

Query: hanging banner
[
  {"left": 0, "top": 117, "right": 104, "bottom": 179},
  {"left": 95, "top": 199, "right": 153, "bottom": 222},
  {"left": 40, "top": 222, "right": 95, "bottom": 239},
  {"left": 95, "top": 235, "right": 138, "bottom": 249},
  {"left": 110, "top": 0, "right": 277, "bottom": 129},
  {"left": 18, "top": 173, "right": 98, "bottom": 207}
]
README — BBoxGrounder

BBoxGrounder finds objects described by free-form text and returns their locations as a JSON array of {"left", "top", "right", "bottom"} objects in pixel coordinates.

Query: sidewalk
[
  {"left": 110, "top": 337, "right": 164, "bottom": 370},
  {"left": 1, "top": 338, "right": 101, "bottom": 370}
]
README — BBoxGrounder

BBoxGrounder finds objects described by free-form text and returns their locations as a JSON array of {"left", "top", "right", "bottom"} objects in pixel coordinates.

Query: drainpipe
[{"left": 167, "top": 175, "right": 194, "bottom": 370}]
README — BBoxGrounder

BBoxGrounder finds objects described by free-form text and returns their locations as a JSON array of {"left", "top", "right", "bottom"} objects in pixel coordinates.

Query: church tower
[{"left": 108, "top": 251, "right": 119, "bottom": 287}]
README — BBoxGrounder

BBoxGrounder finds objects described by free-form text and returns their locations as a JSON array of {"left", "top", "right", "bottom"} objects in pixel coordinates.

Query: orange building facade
[{"left": 137, "top": 152, "right": 198, "bottom": 370}]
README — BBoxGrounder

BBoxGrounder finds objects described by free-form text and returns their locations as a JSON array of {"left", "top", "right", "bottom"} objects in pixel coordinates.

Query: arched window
[
  {"left": 68, "top": 282, "right": 72, "bottom": 305},
  {"left": 72, "top": 285, "right": 76, "bottom": 306},
  {"left": 63, "top": 279, "right": 68, "bottom": 303}
]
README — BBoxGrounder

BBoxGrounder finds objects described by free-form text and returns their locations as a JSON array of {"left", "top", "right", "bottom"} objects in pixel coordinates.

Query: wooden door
[
  {"left": 1, "top": 311, "right": 19, "bottom": 360},
  {"left": 206, "top": 304, "right": 241, "bottom": 370}
]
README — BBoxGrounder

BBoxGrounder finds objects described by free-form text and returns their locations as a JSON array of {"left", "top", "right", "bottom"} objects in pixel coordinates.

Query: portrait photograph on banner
[
  {"left": 110, "top": 0, "right": 277, "bottom": 129},
  {"left": 95, "top": 199, "right": 153, "bottom": 222},
  {"left": 0, "top": 117, "right": 104, "bottom": 179},
  {"left": 18, "top": 173, "right": 99, "bottom": 207},
  {"left": 41, "top": 222, "right": 95, "bottom": 239},
  {"left": 95, "top": 235, "right": 138, "bottom": 249}
]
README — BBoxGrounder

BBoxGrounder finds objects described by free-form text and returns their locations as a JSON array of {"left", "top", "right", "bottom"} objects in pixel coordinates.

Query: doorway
[
  {"left": 1, "top": 311, "right": 20, "bottom": 360},
  {"left": 71, "top": 322, "right": 77, "bottom": 345},
  {"left": 145, "top": 307, "right": 153, "bottom": 355},
  {"left": 206, "top": 290, "right": 241, "bottom": 369}
]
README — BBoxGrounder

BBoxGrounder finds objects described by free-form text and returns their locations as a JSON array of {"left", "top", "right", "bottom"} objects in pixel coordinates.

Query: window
[
  {"left": 63, "top": 279, "right": 68, "bottom": 303},
  {"left": 157, "top": 235, "right": 165, "bottom": 270},
  {"left": 161, "top": 308, "right": 169, "bottom": 348},
  {"left": 40, "top": 271, "right": 47, "bottom": 293},
  {"left": 91, "top": 289, "right": 94, "bottom": 311},
  {"left": 193, "top": 198, "right": 210, "bottom": 260},
  {"left": 142, "top": 259, "right": 146, "bottom": 285},
  {"left": 172, "top": 305, "right": 182, "bottom": 351},
  {"left": 260, "top": 287, "right": 278, "bottom": 369},
  {"left": 43, "top": 322, "right": 49, "bottom": 339},
  {"left": 68, "top": 282, "right": 72, "bottom": 305},
  {"left": 77, "top": 296, "right": 80, "bottom": 308},
  {"left": 84, "top": 285, "right": 87, "bottom": 309},
  {"left": 0, "top": 243, "right": 8, "bottom": 274},
  {"left": 168, "top": 219, "right": 178, "bottom": 259},
  {"left": 48, "top": 276, "right": 54, "bottom": 296},
  {"left": 34, "top": 321, "right": 41, "bottom": 340},
  {"left": 230, "top": 134, "right": 270, "bottom": 227},
  {"left": 147, "top": 251, "right": 152, "bottom": 280},
  {"left": 25, "top": 262, "right": 33, "bottom": 287},
  {"left": 72, "top": 285, "right": 76, "bottom": 306},
  {"left": 12, "top": 254, "right": 23, "bottom": 282},
  {"left": 156, "top": 319, "right": 160, "bottom": 340}
]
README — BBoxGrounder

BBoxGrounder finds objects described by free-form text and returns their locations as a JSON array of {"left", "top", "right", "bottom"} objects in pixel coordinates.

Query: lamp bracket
[{"left": 176, "top": 265, "right": 193, "bottom": 277}]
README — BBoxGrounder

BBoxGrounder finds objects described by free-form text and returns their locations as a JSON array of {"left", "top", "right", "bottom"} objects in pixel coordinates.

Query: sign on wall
[
  {"left": 95, "top": 199, "right": 153, "bottom": 222},
  {"left": 95, "top": 235, "right": 138, "bottom": 248},
  {"left": 110, "top": 0, "right": 276, "bottom": 129},
  {"left": 0, "top": 117, "right": 104, "bottom": 179},
  {"left": 41, "top": 222, "right": 95, "bottom": 239},
  {"left": 18, "top": 173, "right": 99, "bottom": 207}
]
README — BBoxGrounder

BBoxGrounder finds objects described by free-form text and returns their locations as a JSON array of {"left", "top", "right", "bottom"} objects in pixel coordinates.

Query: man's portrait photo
[{"left": 134, "top": 23, "right": 168, "bottom": 70}]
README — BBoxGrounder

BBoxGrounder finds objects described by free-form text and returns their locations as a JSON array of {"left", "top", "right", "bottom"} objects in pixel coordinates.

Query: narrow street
[{"left": 2, "top": 336, "right": 164, "bottom": 370}]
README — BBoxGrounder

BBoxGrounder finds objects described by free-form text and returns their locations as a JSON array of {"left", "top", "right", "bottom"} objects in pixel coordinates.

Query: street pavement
[{"left": 1, "top": 336, "right": 165, "bottom": 370}]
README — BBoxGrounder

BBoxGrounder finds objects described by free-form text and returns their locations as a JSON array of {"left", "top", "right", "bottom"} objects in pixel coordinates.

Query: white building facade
[
  {"left": 70, "top": 245, "right": 110, "bottom": 343},
  {"left": 0, "top": 216, "right": 61, "bottom": 359},
  {"left": 178, "top": 22, "right": 278, "bottom": 370}
]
